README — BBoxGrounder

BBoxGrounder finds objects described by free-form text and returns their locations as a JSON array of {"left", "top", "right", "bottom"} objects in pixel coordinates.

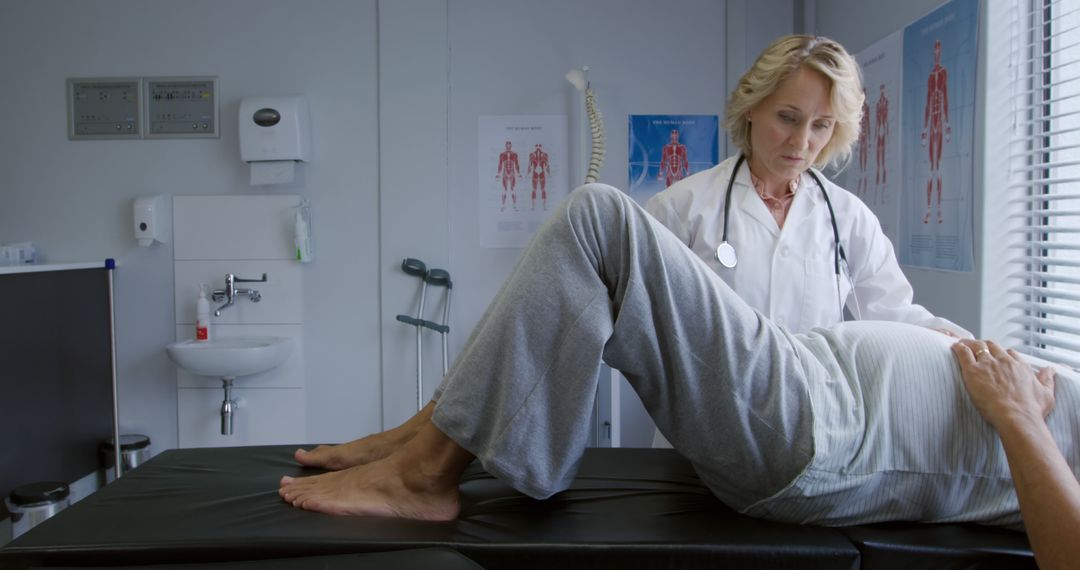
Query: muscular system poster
[
  {"left": 628, "top": 115, "right": 719, "bottom": 204},
  {"left": 840, "top": 31, "right": 903, "bottom": 248},
  {"left": 899, "top": 0, "right": 978, "bottom": 272},
  {"left": 478, "top": 115, "right": 568, "bottom": 248}
]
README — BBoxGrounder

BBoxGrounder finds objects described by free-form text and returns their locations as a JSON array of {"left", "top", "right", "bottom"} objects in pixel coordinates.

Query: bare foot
[
  {"left": 294, "top": 403, "right": 434, "bottom": 470},
  {"left": 280, "top": 423, "right": 473, "bottom": 520},
  {"left": 279, "top": 458, "right": 460, "bottom": 520},
  {"left": 295, "top": 433, "right": 405, "bottom": 471}
]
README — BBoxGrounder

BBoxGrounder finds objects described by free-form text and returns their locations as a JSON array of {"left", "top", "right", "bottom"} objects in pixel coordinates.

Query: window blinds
[{"left": 1012, "top": 0, "right": 1080, "bottom": 368}]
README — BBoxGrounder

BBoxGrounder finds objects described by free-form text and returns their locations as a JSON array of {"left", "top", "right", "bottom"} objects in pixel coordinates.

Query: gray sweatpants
[
  {"left": 431, "top": 183, "right": 816, "bottom": 509},
  {"left": 430, "top": 183, "right": 1080, "bottom": 527}
]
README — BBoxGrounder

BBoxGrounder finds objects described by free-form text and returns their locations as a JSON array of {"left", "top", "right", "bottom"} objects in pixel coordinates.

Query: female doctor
[
  {"left": 646, "top": 35, "right": 970, "bottom": 337},
  {"left": 645, "top": 36, "right": 969, "bottom": 447}
]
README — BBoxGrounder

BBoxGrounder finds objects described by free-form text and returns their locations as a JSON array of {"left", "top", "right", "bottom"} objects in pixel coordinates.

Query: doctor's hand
[{"left": 952, "top": 339, "right": 1056, "bottom": 431}]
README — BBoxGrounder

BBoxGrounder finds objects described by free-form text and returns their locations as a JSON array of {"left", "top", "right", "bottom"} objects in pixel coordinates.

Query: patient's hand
[{"left": 952, "top": 339, "right": 1056, "bottom": 431}]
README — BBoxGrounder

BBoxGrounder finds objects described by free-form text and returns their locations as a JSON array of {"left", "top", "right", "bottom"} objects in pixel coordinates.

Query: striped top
[{"left": 744, "top": 321, "right": 1080, "bottom": 529}]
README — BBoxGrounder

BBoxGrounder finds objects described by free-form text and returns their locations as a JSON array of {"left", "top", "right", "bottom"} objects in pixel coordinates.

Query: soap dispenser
[{"left": 196, "top": 284, "right": 211, "bottom": 341}]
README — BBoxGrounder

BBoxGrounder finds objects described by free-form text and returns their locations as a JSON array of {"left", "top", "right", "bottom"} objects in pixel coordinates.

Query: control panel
[
  {"left": 67, "top": 78, "right": 142, "bottom": 139},
  {"left": 145, "top": 77, "right": 219, "bottom": 138},
  {"left": 67, "top": 76, "right": 219, "bottom": 140}
]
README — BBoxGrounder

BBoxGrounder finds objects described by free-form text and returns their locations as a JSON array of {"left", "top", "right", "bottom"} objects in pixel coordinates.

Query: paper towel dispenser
[{"left": 239, "top": 96, "right": 310, "bottom": 185}]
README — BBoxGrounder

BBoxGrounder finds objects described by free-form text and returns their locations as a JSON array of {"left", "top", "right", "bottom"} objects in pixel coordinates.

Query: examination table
[{"left": 0, "top": 446, "right": 1035, "bottom": 569}]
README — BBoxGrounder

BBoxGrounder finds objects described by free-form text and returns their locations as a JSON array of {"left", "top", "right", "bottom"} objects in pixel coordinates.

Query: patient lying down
[{"left": 278, "top": 185, "right": 1080, "bottom": 568}]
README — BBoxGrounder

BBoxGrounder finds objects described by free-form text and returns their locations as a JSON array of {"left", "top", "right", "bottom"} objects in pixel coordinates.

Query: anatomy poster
[
  {"left": 839, "top": 30, "right": 903, "bottom": 247},
  {"left": 478, "top": 115, "right": 568, "bottom": 248},
  {"left": 898, "top": 0, "right": 978, "bottom": 272},
  {"left": 628, "top": 115, "right": 719, "bottom": 205}
]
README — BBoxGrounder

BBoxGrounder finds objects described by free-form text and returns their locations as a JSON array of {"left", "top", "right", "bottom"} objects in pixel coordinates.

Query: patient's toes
[{"left": 294, "top": 446, "right": 326, "bottom": 465}]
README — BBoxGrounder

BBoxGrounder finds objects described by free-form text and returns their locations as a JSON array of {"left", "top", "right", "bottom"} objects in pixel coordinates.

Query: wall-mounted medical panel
[
  {"left": 67, "top": 77, "right": 142, "bottom": 139},
  {"left": 144, "top": 76, "right": 219, "bottom": 138}
]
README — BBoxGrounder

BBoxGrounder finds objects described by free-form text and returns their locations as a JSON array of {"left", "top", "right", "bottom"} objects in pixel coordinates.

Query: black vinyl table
[{"left": 0, "top": 446, "right": 1035, "bottom": 569}]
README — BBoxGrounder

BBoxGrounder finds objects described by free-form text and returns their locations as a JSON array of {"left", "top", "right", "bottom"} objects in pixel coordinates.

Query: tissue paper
[{"left": 250, "top": 161, "right": 296, "bottom": 185}]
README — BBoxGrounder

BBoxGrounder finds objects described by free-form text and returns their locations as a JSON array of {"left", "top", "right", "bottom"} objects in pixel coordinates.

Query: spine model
[{"left": 584, "top": 86, "right": 606, "bottom": 184}]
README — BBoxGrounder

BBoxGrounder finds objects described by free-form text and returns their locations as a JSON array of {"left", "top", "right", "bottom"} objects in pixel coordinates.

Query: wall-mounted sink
[
  {"left": 166, "top": 336, "right": 293, "bottom": 379},
  {"left": 166, "top": 336, "right": 293, "bottom": 436}
]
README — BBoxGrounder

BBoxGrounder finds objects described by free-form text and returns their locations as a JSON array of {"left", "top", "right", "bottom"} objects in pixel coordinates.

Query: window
[{"left": 1012, "top": 0, "right": 1080, "bottom": 368}]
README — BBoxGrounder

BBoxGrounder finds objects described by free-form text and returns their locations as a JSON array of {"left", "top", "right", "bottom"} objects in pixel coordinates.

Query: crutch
[
  {"left": 395, "top": 258, "right": 428, "bottom": 411},
  {"left": 424, "top": 269, "right": 453, "bottom": 376}
]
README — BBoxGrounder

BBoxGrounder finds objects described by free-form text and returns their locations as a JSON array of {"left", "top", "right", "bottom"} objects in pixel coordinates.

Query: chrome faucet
[{"left": 211, "top": 273, "right": 266, "bottom": 316}]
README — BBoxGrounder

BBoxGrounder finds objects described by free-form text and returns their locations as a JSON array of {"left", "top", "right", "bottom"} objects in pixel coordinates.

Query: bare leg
[
  {"left": 280, "top": 420, "right": 473, "bottom": 520},
  {"left": 294, "top": 401, "right": 434, "bottom": 470}
]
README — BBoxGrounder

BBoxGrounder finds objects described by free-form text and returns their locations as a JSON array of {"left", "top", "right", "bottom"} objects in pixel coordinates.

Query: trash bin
[
  {"left": 99, "top": 434, "right": 152, "bottom": 475},
  {"left": 5, "top": 481, "right": 70, "bottom": 540}
]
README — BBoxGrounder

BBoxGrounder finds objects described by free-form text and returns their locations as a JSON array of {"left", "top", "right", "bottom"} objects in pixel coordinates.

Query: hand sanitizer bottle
[
  {"left": 294, "top": 204, "right": 312, "bottom": 263},
  {"left": 196, "top": 284, "right": 211, "bottom": 341}
]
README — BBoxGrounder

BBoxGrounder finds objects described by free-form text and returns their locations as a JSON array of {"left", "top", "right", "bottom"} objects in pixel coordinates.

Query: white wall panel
[
  {"left": 174, "top": 260, "right": 302, "bottom": 325},
  {"left": 178, "top": 387, "right": 306, "bottom": 448},
  {"left": 173, "top": 195, "right": 299, "bottom": 260},
  {"left": 173, "top": 197, "right": 306, "bottom": 443}
]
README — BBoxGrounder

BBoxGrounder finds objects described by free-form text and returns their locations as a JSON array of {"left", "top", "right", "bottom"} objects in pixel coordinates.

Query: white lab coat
[{"left": 645, "top": 155, "right": 972, "bottom": 337}]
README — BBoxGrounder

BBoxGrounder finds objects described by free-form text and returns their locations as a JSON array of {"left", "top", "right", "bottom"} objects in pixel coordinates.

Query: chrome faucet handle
[
  {"left": 211, "top": 273, "right": 266, "bottom": 317},
  {"left": 213, "top": 300, "right": 232, "bottom": 317}
]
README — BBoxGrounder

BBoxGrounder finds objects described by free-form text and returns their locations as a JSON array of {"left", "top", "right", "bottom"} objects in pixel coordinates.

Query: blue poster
[
  {"left": 899, "top": 0, "right": 978, "bottom": 272},
  {"left": 628, "top": 115, "right": 719, "bottom": 204}
]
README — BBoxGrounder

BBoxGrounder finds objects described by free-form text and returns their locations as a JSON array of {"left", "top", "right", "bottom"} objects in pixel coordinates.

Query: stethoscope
[{"left": 715, "top": 154, "right": 861, "bottom": 320}]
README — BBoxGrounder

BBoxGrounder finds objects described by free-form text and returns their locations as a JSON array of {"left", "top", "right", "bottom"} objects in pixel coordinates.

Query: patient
[
  {"left": 280, "top": 185, "right": 1080, "bottom": 544},
  {"left": 956, "top": 338, "right": 1080, "bottom": 570}
]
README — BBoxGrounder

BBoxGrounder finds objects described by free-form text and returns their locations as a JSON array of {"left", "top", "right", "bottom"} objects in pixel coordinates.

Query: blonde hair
[{"left": 724, "top": 35, "right": 864, "bottom": 170}]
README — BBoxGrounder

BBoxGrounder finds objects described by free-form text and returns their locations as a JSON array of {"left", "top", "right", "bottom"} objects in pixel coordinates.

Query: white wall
[
  {"left": 725, "top": 0, "right": 798, "bottom": 156},
  {"left": 376, "top": 0, "right": 739, "bottom": 438},
  {"left": 377, "top": 0, "right": 452, "bottom": 430},
  {"left": 0, "top": 0, "right": 381, "bottom": 451},
  {"left": 812, "top": 0, "right": 987, "bottom": 336},
  {"left": 977, "top": 0, "right": 1026, "bottom": 344},
  {"left": 448, "top": 0, "right": 732, "bottom": 445},
  {"left": 1, "top": 0, "right": 817, "bottom": 459},
  {"left": 1, "top": 0, "right": 804, "bottom": 457}
]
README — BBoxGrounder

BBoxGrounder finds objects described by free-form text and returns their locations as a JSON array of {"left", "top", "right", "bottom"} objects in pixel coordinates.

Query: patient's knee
[{"left": 565, "top": 183, "right": 630, "bottom": 221}]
